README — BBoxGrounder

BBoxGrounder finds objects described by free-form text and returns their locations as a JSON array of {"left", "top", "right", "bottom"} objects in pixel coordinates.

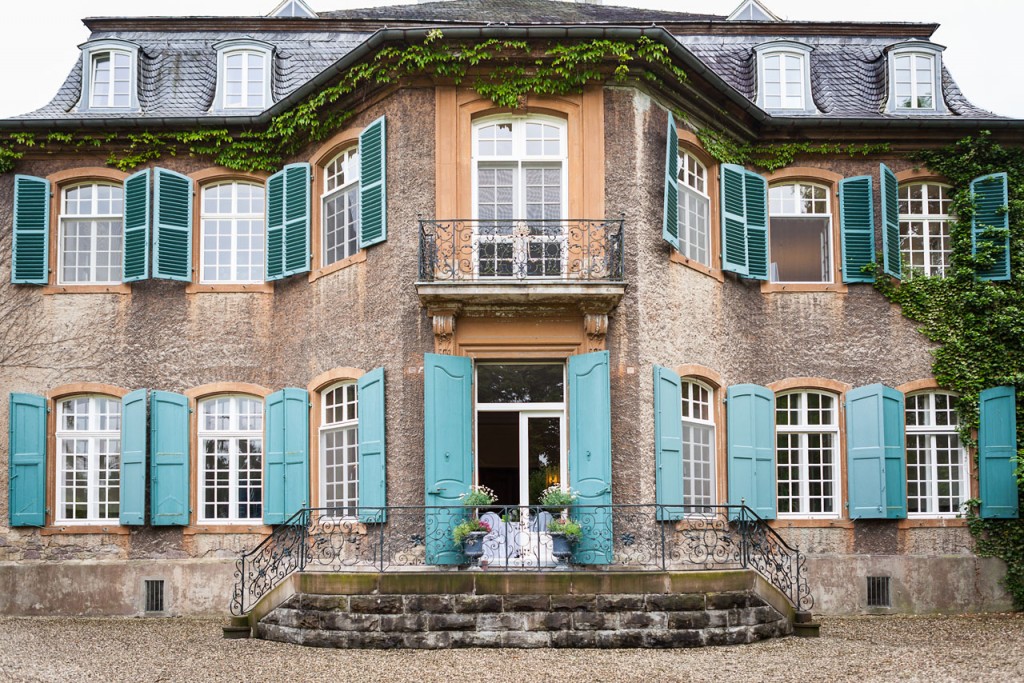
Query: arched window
[
  {"left": 55, "top": 395, "right": 122, "bottom": 523},
  {"left": 899, "top": 182, "right": 952, "bottom": 276},
  {"left": 681, "top": 379, "right": 715, "bottom": 507},
  {"left": 200, "top": 181, "right": 265, "bottom": 284},
  {"left": 768, "top": 182, "right": 832, "bottom": 283},
  {"left": 322, "top": 148, "right": 360, "bottom": 267},
  {"left": 222, "top": 49, "right": 269, "bottom": 109},
  {"left": 320, "top": 382, "right": 359, "bottom": 515},
  {"left": 197, "top": 395, "right": 264, "bottom": 523},
  {"left": 677, "top": 152, "right": 710, "bottom": 267},
  {"left": 755, "top": 42, "right": 814, "bottom": 113},
  {"left": 90, "top": 50, "right": 133, "bottom": 109},
  {"left": 905, "top": 392, "right": 968, "bottom": 516},
  {"left": 776, "top": 390, "right": 840, "bottom": 517},
  {"left": 59, "top": 183, "right": 124, "bottom": 284},
  {"left": 893, "top": 53, "right": 935, "bottom": 110}
]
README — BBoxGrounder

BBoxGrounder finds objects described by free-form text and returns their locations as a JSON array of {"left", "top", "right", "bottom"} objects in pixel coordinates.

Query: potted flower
[
  {"left": 547, "top": 517, "right": 582, "bottom": 560},
  {"left": 453, "top": 518, "right": 492, "bottom": 559},
  {"left": 539, "top": 484, "right": 578, "bottom": 513},
  {"left": 459, "top": 484, "right": 497, "bottom": 508}
]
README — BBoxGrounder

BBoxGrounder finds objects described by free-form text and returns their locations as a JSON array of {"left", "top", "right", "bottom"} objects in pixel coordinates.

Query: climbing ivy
[
  {"left": 0, "top": 32, "right": 686, "bottom": 175},
  {"left": 695, "top": 127, "right": 889, "bottom": 171}
]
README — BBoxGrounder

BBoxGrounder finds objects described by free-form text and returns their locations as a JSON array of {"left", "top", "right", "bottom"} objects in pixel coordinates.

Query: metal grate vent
[
  {"left": 867, "top": 576, "right": 891, "bottom": 608},
  {"left": 145, "top": 580, "right": 165, "bottom": 613}
]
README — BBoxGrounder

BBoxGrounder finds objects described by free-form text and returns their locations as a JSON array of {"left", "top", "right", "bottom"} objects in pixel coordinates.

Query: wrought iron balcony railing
[
  {"left": 418, "top": 219, "right": 624, "bottom": 282},
  {"left": 229, "top": 504, "right": 812, "bottom": 616}
]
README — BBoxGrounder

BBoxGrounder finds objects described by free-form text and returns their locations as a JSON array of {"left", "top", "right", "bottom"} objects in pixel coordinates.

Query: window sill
[
  {"left": 42, "top": 284, "right": 131, "bottom": 295},
  {"left": 184, "top": 524, "right": 274, "bottom": 535},
  {"left": 760, "top": 282, "right": 848, "bottom": 294},
  {"left": 185, "top": 282, "right": 274, "bottom": 294},
  {"left": 769, "top": 518, "right": 853, "bottom": 529},
  {"left": 898, "top": 517, "right": 968, "bottom": 528},
  {"left": 308, "top": 250, "right": 367, "bottom": 283},
  {"left": 41, "top": 524, "right": 130, "bottom": 535},
  {"left": 669, "top": 251, "right": 724, "bottom": 282}
]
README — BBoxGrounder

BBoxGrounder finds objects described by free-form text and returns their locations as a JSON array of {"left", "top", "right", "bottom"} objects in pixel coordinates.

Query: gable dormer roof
[{"left": 728, "top": 0, "right": 781, "bottom": 22}]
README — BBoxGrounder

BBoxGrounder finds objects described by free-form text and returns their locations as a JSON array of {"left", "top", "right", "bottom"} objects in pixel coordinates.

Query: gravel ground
[{"left": 1, "top": 613, "right": 1022, "bottom": 682}]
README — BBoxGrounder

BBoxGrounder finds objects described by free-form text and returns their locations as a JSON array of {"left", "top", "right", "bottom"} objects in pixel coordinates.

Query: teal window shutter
[
  {"left": 122, "top": 169, "right": 151, "bottom": 282},
  {"left": 8, "top": 393, "right": 47, "bottom": 526},
  {"left": 839, "top": 175, "right": 876, "bottom": 283},
  {"left": 654, "top": 365, "right": 684, "bottom": 520},
  {"left": 265, "top": 163, "right": 311, "bottom": 281},
  {"left": 152, "top": 168, "right": 194, "bottom": 282},
  {"left": 979, "top": 386, "right": 1019, "bottom": 519},
  {"left": 265, "top": 388, "right": 309, "bottom": 525},
  {"left": 358, "top": 115, "right": 387, "bottom": 249},
  {"left": 150, "top": 391, "right": 190, "bottom": 526},
  {"left": 880, "top": 163, "right": 901, "bottom": 279},
  {"left": 264, "top": 390, "right": 286, "bottom": 524},
  {"left": 568, "top": 351, "right": 614, "bottom": 564},
  {"left": 726, "top": 384, "right": 775, "bottom": 519},
  {"left": 663, "top": 113, "right": 680, "bottom": 250},
  {"left": 12, "top": 175, "right": 50, "bottom": 285},
  {"left": 846, "top": 384, "right": 906, "bottom": 519},
  {"left": 743, "top": 170, "right": 769, "bottom": 281},
  {"left": 720, "top": 164, "right": 749, "bottom": 276},
  {"left": 357, "top": 367, "right": 386, "bottom": 523},
  {"left": 120, "top": 389, "right": 148, "bottom": 525},
  {"left": 971, "top": 173, "right": 1011, "bottom": 281},
  {"left": 424, "top": 353, "right": 473, "bottom": 565}
]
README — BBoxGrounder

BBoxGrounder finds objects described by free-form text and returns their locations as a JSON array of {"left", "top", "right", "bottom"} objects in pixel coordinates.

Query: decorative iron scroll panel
[
  {"left": 418, "top": 219, "right": 624, "bottom": 282},
  {"left": 229, "top": 504, "right": 812, "bottom": 615}
]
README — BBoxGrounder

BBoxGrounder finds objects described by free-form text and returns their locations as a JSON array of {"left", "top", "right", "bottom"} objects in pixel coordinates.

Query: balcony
[{"left": 416, "top": 219, "right": 626, "bottom": 311}]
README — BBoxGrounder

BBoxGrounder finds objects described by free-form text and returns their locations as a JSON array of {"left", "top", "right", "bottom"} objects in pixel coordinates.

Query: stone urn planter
[
  {"left": 463, "top": 531, "right": 488, "bottom": 560},
  {"left": 550, "top": 532, "right": 575, "bottom": 561}
]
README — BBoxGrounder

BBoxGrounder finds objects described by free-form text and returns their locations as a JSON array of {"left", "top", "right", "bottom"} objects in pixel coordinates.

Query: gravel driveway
[{"left": 1, "top": 613, "right": 1022, "bottom": 682}]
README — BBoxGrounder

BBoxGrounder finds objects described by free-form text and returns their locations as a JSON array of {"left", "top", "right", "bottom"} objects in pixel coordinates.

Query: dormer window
[
  {"left": 78, "top": 40, "right": 140, "bottom": 112},
  {"left": 754, "top": 42, "right": 815, "bottom": 113},
  {"left": 886, "top": 42, "right": 946, "bottom": 114},
  {"left": 213, "top": 40, "right": 274, "bottom": 111}
]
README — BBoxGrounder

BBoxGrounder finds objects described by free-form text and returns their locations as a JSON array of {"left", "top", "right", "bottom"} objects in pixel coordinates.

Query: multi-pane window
[
  {"left": 905, "top": 392, "right": 968, "bottom": 517},
  {"left": 677, "top": 152, "right": 711, "bottom": 267},
  {"left": 223, "top": 50, "right": 267, "bottom": 109},
  {"left": 59, "top": 183, "right": 124, "bottom": 284},
  {"left": 768, "top": 182, "right": 832, "bottom": 283},
  {"left": 56, "top": 396, "right": 121, "bottom": 523},
  {"left": 198, "top": 396, "right": 264, "bottom": 523},
  {"left": 893, "top": 53, "right": 935, "bottom": 110},
  {"left": 200, "top": 182, "right": 265, "bottom": 284},
  {"left": 90, "top": 51, "right": 132, "bottom": 108},
  {"left": 320, "top": 383, "right": 359, "bottom": 516},
  {"left": 322, "top": 148, "right": 360, "bottom": 267},
  {"left": 776, "top": 391, "right": 840, "bottom": 518},
  {"left": 681, "top": 380, "right": 715, "bottom": 508},
  {"left": 473, "top": 117, "right": 567, "bottom": 278},
  {"left": 761, "top": 52, "right": 805, "bottom": 110},
  {"left": 899, "top": 183, "right": 952, "bottom": 276}
]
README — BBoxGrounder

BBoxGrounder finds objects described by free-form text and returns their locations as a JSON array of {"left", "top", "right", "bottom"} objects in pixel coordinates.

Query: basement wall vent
[
  {"left": 866, "top": 576, "right": 891, "bottom": 608},
  {"left": 145, "top": 580, "right": 165, "bottom": 613}
]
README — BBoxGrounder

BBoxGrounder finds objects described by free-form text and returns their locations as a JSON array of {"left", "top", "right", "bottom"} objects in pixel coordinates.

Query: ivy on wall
[{"left": 695, "top": 127, "right": 890, "bottom": 171}]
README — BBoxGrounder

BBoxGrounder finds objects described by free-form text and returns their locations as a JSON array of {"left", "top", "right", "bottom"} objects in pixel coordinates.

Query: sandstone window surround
[
  {"left": 196, "top": 394, "right": 266, "bottom": 525},
  {"left": 54, "top": 394, "right": 123, "bottom": 524},
  {"left": 664, "top": 123, "right": 723, "bottom": 282},
  {"left": 319, "top": 382, "right": 360, "bottom": 516},
  {"left": 677, "top": 152, "right": 711, "bottom": 269},
  {"left": 680, "top": 378, "right": 716, "bottom": 508},
  {"left": 767, "top": 181, "right": 833, "bottom": 285},
  {"left": 321, "top": 148, "right": 361, "bottom": 269},
  {"left": 58, "top": 182, "right": 125, "bottom": 286},
  {"left": 774, "top": 390, "right": 842, "bottom": 520},
  {"left": 904, "top": 391, "right": 969, "bottom": 518}
]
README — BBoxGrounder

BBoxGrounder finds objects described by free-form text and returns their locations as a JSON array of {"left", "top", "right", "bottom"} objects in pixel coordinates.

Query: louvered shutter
[
  {"left": 264, "top": 389, "right": 309, "bottom": 524},
  {"left": 743, "top": 170, "right": 769, "bottom": 281},
  {"left": 839, "top": 176, "right": 876, "bottom": 283},
  {"left": 265, "top": 170, "right": 285, "bottom": 280},
  {"left": 720, "top": 164, "right": 749, "bottom": 276},
  {"left": 150, "top": 391, "right": 190, "bottom": 525},
  {"left": 265, "top": 163, "right": 311, "bottom": 281},
  {"left": 358, "top": 115, "right": 387, "bottom": 248},
  {"left": 122, "top": 170, "right": 151, "bottom": 282},
  {"left": 971, "top": 173, "right": 1010, "bottom": 281},
  {"left": 654, "top": 365, "right": 684, "bottom": 520},
  {"left": 880, "top": 164, "right": 901, "bottom": 279},
  {"left": 726, "top": 384, "right": 775, "bottom": 519},
  {"left": 11, "top": 175, "right": 50, "bottom": 285},
  {"left": 979, "top": 386, "right": 1019, "bottom": 519},
  {"left": 119, "top": 389, "right": 148, "bottom": 525},
  {"left": 663, "top": 113, "right": 680, "bottom": 250},
  {"left": 152, "top": 168, "right": 193, "bottom": 281},
  {"left": 846, "top": 384, "right": 906, "bottom": 519},
  {"left": 357, "top": 368, "right": 386, "bottom": 523},
  {"left": 8, "top": 393, "right": 47, "bottom": 526}
]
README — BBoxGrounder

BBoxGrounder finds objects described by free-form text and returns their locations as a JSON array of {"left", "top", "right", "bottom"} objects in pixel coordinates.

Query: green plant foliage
[
  {"left": 547, "top": 517, "right": 583, "bottom": 543},
  {"left": 0, "top": 33, "right": 686, "bottom": 175},
  {"left": 870, "top": 131, "right": 1024, "bottom": 607},
  {"left": 695, "top": 128, "right": 890, "bottom": 171},
  {"left": 452, "top": 517, "right": 491, "bottom": 545}
]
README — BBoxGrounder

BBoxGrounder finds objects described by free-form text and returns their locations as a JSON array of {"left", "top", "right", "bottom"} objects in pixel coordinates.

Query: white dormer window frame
[
  {"left": 886, "top": 41, "right": 947, "bottom": 114},
  {"left": 78, "top": 39, "right": 141, "bottom": 113},
  {"left": 213, "top": 39, "right": 275, "bottom": 112},
  {"left": 754, "top": 41, "right": 816, "bottom": 114}
]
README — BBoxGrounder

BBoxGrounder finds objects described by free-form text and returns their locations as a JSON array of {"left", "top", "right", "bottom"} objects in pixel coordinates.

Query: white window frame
[
  {"left": 677, "top": 151, "right": 711, "bottom": 267},
  {"left": 199, "top": 181, "right": 266, "bottom": 284},
  {"left": 886, "top": 42, "right": 946, "bottom": 114},
  {"left": 768, "top": 181, "right": 833, "bottom": 284},
  {"left": 58, "top": 182, "right": 125, "bottom": 285},
  {"left": 321, "top": 147, "right": 361, "bottom": 267},
  {"left": 775, "top": 390, "right": 841, "bottom": 519},
  {"left": 197, "top": 395, "right": 264, "bottom": 524},
  {"left": 899, "top": 182, "right": 953, "bottom": 277},
  {"left": 319, "top": 382, "right": 359, "bottom": 517},
  {"left": 78, "top": 39, "right": 140, "bottom": 112},
  {"left": 55, "top": 395, "right": 122, "bottom": 524},
  {"left": 681, "top": 379, "right": 716, "bottom": 509},
  {"left": 212, "top": 40, "right": 274, "bottom": 112},
  {"left": 905, "top": 392, "right": 969, "bottom": 518},
  {"left": 754, "top": 41, "right": 815, "bottom": 113}
]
